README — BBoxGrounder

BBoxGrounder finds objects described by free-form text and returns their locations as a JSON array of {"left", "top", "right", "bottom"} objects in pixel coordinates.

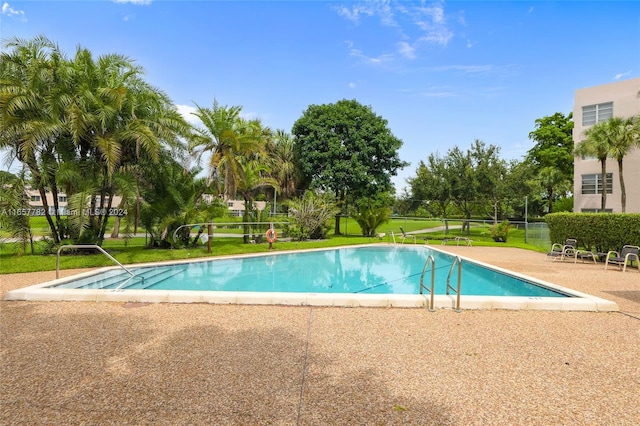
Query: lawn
[{"left": 1, "top": 217, "right": 547, "bottom": 274}]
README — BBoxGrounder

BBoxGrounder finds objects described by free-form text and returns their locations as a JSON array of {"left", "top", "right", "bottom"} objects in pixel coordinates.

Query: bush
[
  {"left": 490, "top": 220, "right": 511, "bottom": 242},
  {"left": 545, "top": 212, "right": 640, "bottom": 252}
]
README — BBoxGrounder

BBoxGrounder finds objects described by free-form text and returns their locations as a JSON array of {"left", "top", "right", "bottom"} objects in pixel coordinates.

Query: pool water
[{"left": 52, "top": 246, "right": 569, "bottom": 298}]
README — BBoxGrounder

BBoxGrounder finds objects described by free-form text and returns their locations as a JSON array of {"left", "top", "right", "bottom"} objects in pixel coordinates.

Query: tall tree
[
  {"left": 604, "top": 116, "right": 638, "bottom": 212},
  {"left": 575, "top": 120, "right": 615, "bottom": 211},
  {"left": 190, "top": 101, "right": 270, "bottom": 200},
  {"left": 265, "top": 129, "right": 300, "bottom": 207},
  {"left": 408, "top": 153, "right": 452, "bottom": 219},
  {"left": 0, "top": 36, "right": 67, "bottom": 243},
  {"left": 470, "top": 140, "right": 507, "bottom": 223},
  {"left": 292, "top": 99, "right": 407, "bottom": 234},
  {"left": 446, "top": 146, "right": 478, "bottom": 232},
  {"left": 0, "top": 36, "right": 191, "bottom": 245},
  {"left": 526, "top": 112, "right": 574, "bottom": 213},
  {"left": 235, "top": 160, "right": 278, "bottom": 243}
]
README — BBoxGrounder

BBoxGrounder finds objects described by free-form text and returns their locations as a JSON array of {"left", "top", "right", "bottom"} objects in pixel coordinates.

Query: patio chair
[
  {"left": 399, "top": 227, "right": 417, "bottom": 244},
  {"left": 546, "top": 238, "right": 578, "bottom": 262},
  {"left": 605, "top": 245, "right": 640, "bottom": 273}
]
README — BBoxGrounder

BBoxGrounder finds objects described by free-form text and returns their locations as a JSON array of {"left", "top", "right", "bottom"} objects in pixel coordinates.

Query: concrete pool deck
[{"left": 1, "top": 246, "right": 639, "bottom": 424}]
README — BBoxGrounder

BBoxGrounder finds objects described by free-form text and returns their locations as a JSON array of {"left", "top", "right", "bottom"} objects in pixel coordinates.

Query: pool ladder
[
  {"left": 419, "top": 255, "right": 436, "bottom": 311},
  {"left": 446, "top": 256, "right": 462, "bottom": 312},
  {"left": 419, "top": 255, "right": 463, "bottom": 312}
]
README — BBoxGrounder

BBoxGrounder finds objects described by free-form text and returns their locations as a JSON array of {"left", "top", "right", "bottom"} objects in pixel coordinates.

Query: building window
[
  {"left": 581, "top": 173, "right": 612, "bottom": 194},
  {"left": 30, "top": 195, "right": 41, "bottom": 202},
  {"left": 58, "top": 196, "right": 67, "bottom": 203},
  {"left": 582, "top": 102, "right": 613, "bottom": 126},
  {"left": 227, "top": 202, "right": 234, "bottom": 207}
]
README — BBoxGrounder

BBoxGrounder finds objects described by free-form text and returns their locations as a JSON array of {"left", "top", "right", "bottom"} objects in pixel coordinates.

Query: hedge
[{"left": 545, "top": 212, "right": 640, "bottom": 253}]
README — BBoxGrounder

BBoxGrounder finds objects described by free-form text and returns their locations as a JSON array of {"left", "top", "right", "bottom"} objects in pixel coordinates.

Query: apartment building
[
  {"left": 573, "top": 77, "right": 640, "bottom": 213},
  {"left": 27, "top": 189, "right": 265, "bottom": 217},
  {"left": 26, "top": 188, "right": 123, "bottom": 215}
]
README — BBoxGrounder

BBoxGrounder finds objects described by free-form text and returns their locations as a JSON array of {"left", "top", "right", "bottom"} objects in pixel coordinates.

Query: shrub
[
  {"left": 545, "top": 212, "right": 640, "bottom": 252},
  {"left": 490, "top": 220, "right": 511, "bottom": 242}
]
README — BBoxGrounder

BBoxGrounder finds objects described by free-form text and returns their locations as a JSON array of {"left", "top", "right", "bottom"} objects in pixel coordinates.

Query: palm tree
[
  {"left": 266, "top": 129, "right": 300, "bottom": 211},
  {"left": 235, "top": 160, "right": 278, "bottom": 243},
  {"left": 190, "top": 101, "right": 271, "bottom": 200},
  {"left": 575, "top": 122, "right": 612, "bottom": 212},
  {"left": 0, "top": 36, "right": 68, "bottom": 243},
  {"left": 65, "top": 47, "right": 192, "bottom": 244},
  {"left": 605, "top": 116, "right": 640, "bottom": 212}
]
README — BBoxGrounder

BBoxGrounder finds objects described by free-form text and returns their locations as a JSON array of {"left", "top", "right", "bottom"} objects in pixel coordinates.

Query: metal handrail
[
  {"left": 56, "top": 245, "right": 133, "bottom": 279},
  {"left": 446, "top": 256, "right": 462, "bottom": 312},
  {"left": 419, "top": 255, "right": 436, "bottom": 311},
  {"left": 390, "top": 231, "right": 396, "bottom": 246}
]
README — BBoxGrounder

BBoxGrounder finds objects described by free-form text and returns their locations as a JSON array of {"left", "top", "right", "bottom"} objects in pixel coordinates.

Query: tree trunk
[
  {"left": 96, "top": 194, "right": 114, "bottom": 246},
  {"left": 618, "top": 159, "right": 625, "bottom": 213},
  {"left": 37, "top": 185, "right": 60, "bottom": 244},
  {"left": 334, "top": 191, "right": 344, "bottom": 235},
  {"left": 111, "top": 216, "right": 121, "bottom": 238},
  {"left": 600, "top": 159, "right": 607, "bottom": 212},
  {"left": 547, "top": 187, "right": 554, "bottom": 213},
  {"left": 243, "top": 195, "right": 251, "bottom": 244}
]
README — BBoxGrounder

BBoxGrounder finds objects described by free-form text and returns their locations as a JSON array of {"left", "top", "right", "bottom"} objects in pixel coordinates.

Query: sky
[{"left": 1, "top": 0, "right": 639, "bottom": 194}]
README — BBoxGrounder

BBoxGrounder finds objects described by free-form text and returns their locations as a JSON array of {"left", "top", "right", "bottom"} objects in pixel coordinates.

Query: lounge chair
[
  {"left": 399, "top": 227, "right": 417, "bottom": 244},
  {"left": 546, "top": 238, "right": 578, "bottom": 262},
  {"left": 605, "top": 245, "right": 640, "bottom": 273}
]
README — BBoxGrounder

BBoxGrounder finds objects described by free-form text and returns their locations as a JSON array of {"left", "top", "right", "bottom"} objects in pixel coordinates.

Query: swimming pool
[{"left": 5, "top": 245, "right": 618, "bottom": 311}]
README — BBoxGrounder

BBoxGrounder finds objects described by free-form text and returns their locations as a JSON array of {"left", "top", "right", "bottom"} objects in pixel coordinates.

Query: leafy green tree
[
  {"left": 470, "top": 140, "right": 507, "bottom": 223},
  {"left": 446, "top": 146, "right": 478, "bottom": 231},
  {"left": 292, "top": 99, "right": 408, "bottom": 234},
  {"left": 408, "top": 153, "right": 452, "bottom": 220},
  {"left": 526, "top": 112, "right": 574, "bottom": 213}
]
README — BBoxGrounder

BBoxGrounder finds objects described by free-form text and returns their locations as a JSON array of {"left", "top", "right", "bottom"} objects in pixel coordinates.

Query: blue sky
[{"left": 1, "top": 0, "right": 638, "bottom": 193}]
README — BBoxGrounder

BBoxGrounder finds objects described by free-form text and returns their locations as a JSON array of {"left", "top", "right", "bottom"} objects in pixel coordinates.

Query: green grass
[{"left": 1, "top": 222, "right": 546, "bottom": 274}]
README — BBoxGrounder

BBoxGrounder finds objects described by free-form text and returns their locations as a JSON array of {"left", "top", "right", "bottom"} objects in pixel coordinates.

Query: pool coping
[{"left": 4, "top": 244, "right": 619, "bottom": 312}]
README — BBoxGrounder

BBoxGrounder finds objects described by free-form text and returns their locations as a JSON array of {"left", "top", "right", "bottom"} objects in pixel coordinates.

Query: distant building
[
  {"left": 179, "top": 194, "right": 269, "bottom": 217},
  {"left": 25, "top": 188, "right": 123, "bottom": 216},
  {"left": 26, "top": 189, "right": 267, "bottom": 217},
  {"left": 573, "top": 78, "right": 640, "bottom": 213}
]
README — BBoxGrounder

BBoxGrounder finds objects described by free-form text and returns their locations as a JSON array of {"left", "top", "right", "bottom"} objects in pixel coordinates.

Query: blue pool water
[{"left": 52, "top": 246, "right": 570, "bottom": 298}]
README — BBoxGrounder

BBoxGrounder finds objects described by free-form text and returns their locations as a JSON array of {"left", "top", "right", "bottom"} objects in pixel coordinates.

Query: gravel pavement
[{"left": 1, "top": 246, "right": 639, "bottom": 425}]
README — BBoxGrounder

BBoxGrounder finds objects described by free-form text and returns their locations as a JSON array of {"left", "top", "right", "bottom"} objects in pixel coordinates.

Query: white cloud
[
  {"left": 348, "top": 82, "right": 357, "bottom": 89},
  {"left": 349, "top": 47, "right": 393, "bottom": 65},
  {"left": 175, "top": 104, "right": 201, "bottom": 125},
  {"left": 528, "top": 6, "right": 534, "bottom": 13},
  {"left": 432, "top": 64, "right": 493, "bottom": 73},
  {"left": 614, "top": 70, "right": 631, "bottom": 80},
  {"left": 112, "top": 0, "right": 152, "bottom": 5},
  {"left": 397, "top": 41, "right": 416, "bottom": 59},
  {"left": 2, "top": 2, "right": 26, "bottom": 20},
  {"left": 336, "top": 1, "right": 459, "bottom": 64},
  {"left": 334, "top": 4, "right": 373, "bottom": 23}
]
